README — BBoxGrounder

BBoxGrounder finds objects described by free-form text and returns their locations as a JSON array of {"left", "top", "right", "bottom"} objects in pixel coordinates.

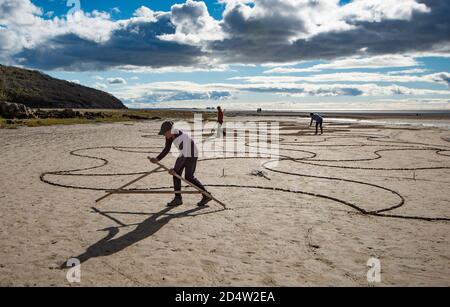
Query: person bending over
[
  {"left": 309, "top": 113, "right": 324, "bottom": 135},
  {"left": 150, "top": 121, "right": 212, "bottom": 207}
]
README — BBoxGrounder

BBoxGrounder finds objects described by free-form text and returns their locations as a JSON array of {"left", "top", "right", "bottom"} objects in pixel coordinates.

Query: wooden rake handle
[
  {"left": 149, "top": 158, "right": 227, "bottom": 209},
  {"left": 95, "top": 165, "right": 163, "bottom": 203}
]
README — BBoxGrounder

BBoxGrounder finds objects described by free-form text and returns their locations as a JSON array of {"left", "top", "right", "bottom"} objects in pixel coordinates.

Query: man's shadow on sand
[{"left": 64, "top": 205, "right": 219, "bottom": 266}]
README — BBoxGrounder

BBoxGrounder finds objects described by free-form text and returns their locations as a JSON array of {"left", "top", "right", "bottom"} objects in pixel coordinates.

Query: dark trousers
[
  {"left": 316, "top": 121, "right": 323, "bottom": 134},
  {"left": 174, "top": 157, "right": 207, "bottom": 199}
]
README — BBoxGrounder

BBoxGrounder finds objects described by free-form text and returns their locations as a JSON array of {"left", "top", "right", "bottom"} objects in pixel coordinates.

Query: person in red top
[
  {"left": 216, "top": 106, "right": 226, "bottom": 137},
  {"left": 217, "top": 106, "right": 224, "bottom": 124}
]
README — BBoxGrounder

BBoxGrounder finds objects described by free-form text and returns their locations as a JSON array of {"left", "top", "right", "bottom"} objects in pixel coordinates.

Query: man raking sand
[{"left": 150, "top": 121, "right": 213, "bottom": 207}]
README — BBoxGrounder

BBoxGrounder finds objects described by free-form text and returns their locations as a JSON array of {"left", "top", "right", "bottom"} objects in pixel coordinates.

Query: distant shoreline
[
  {"left": 2, "top": 107, "right": 450, "bottom": 129},
  {"left": 133, "top": 108, "right": 450, "bottom": 119}
]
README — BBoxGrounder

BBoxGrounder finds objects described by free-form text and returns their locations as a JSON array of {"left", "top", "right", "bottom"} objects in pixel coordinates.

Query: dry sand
[{"left": 0, "top": 117, "right": 449, "bottom": 286}]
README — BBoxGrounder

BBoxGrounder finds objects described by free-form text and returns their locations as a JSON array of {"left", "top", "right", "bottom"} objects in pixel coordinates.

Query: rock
[
  {"left": 47, "top": 109, "right": 79, "bottom": 119},
  {"left": 122, "top": 114, "right": 149, "bottom": 120},
  {"left": 34, "top": 109, "right": 49, "bottom": 119},
  {"left": 34, "top": 109, "right": 82, "bottom": 119},
  {"left": 0, "top": 101, "right": 36, "bottom": 119},
  {"left": 59, "top": 109, "right": 78, "bottom": 118},
  {"left": 84, "top": 111, "right": 106, "bottom": 120},
  {"left": 33, "top": 109, "right": 109, "bottom": 120}
]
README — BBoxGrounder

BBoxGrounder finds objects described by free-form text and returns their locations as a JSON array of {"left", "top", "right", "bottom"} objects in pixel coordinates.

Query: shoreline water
[
  {"left": 326, "top": 117, "right": 450, "bottom": 130},
  {"left": 2, "top": 108, "right": 450, "bottom": 130},
  {"left": 137, "top": 108, "right": 450, "bottom": 129},
  {"left": 139, "top": 107, "right": 450, "bottom": 118}
]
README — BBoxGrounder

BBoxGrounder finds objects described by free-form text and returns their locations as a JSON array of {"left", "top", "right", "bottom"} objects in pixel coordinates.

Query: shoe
[
  {"left": 197, "top": 195, "right": 212, "bottom": 207},
  {"left": 167, "top": 198, "right": 183, "bottom": 207}
]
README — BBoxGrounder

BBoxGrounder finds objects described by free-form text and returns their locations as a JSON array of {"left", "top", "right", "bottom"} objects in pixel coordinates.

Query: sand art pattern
[{"left": 40, "top": 127, "right": 450, "bottom": 223}]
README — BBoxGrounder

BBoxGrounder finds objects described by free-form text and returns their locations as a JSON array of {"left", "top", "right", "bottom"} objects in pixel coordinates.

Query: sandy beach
[{"left": 0, "top": 116, "right": 449, "bottom": 286}]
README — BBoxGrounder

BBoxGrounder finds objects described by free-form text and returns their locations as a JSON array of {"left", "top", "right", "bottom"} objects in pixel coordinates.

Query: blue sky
[
  {"left": 1, "top": 0, "right": 449, "bottom": 110},
  {"left": 33, "top": 0, "right": 227, "bottom": 20}
]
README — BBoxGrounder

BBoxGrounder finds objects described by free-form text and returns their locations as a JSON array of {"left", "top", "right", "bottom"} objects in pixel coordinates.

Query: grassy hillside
[
  {"left": 0, "top": 109, "right": 217, "bottom": 129},
  {"left": 0, "top": 65, "right": 126, "bottom": 109}
]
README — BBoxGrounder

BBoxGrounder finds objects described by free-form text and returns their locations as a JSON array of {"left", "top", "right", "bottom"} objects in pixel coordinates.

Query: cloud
[
  {"left": 429, "top": 72, "right": 450, "bottom": 87},
  {"left": 94, "top": 82, "right": 108, "bottom": 89},
  {"left": 212, "top": 0, "right": 450, "bottom": 64},
  {"left": 115, "top": 81, "right": 233, "bottom": 103},
  {"left": 237, "top": 83, "right": 447, "bottom": 97},
  {"left": 130, "top": 90, "right": 232, "bottom": 103},
  {"left": 387, "top": 68, "right": 429, "bottom": 75},
  {"left": 340, "top": 0, "right": 430, "bottom": 22},
  {"left": 158, "top": 0, "right": 223, "bottom": 45},
  {"left": 114, "top": 80, "right": 449, "bottom": 105},
  {"left": 111, "top": 7, "right": 121, "bottom": 15},
  {"left": 117, "top": 63, "right": 229, "bottom": 73},
  {"left": 264, "top": 55, "right": 420, "bottom": 74},
  {"left": 133, "top": 6, "right": 157, "bottom": 20},
  {"left": 1, "top": 2, "right": 207, "bottom": 70},
  {"left": 0, "top": 0, "right": 449, "bottom": 70},
  {"left": 107, "top": 77, "right": 127, "bottom": 85},
  {"left": 231, "top": 72, "right": 450, "bottom": 86}
]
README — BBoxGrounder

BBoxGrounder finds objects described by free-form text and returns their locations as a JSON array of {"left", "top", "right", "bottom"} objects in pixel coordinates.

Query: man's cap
[{"left": 158, "top": 121, "right": 174, "bottom": 135}]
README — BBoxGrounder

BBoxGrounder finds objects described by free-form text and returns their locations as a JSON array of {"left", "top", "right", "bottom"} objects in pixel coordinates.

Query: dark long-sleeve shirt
[
  {"left": 156, "top": 130, "right": 199, "bottom": 172},
  {"left": 310, "top": 113, "right": 323, "bottom": 125}
]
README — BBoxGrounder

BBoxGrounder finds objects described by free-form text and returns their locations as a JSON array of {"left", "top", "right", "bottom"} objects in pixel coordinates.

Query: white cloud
[
  {"left": 132, "top": 6, "right": 157, "bottom": 21},
  {"left": 111, "top": 7, "right": 121, "bottom": 15},
  {"left": 237, "top": 82, "right": 448, "bottom": 97},
  {"left": 158, "top": 0, "right": 223, "bottom": 45},
  {"left": 94, "top": 82, "right": 108, "bottom": 90},
  {"left": 0, "top": 0, "right": 449, "bottom": 73},
  {"left": 387, "top": 68, "right": 429, "bottom": 75},
  {"left": 264, "top": 55, "right": 420, "bottom": 74},
  {"left": 340, "top": 0, "right": 430, "bottom": 23},
  {"left": 428, "top": 72, "right": 450, "bottom": 87},
  {"left": 117, "top": 63, "right": 229, "bottom": 73},
  {"left": 113, "top": 80, "right": 449, "bottom": 104},
  {"left": 116, "top": 81, "right": 233, "bottom": 103},
  {"left": 231, "top": 72, "right": 450, "bottom": 86},
  {"left": 0, "top": 0, "right": 117, "bottom": 62}
]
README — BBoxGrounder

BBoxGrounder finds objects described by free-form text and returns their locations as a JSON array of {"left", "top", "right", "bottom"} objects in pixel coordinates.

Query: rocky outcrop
[
  {"left": 34, "top": 109, "right": 81, "bottom": 119},
  {"left": 0, "top": 101, "right": 114, "bottom": 120},
  {"left": 0, "top": 101, "right": 36, "bottom": 119}
]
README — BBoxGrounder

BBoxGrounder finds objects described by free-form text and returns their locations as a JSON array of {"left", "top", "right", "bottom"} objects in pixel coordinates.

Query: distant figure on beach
[
  {"left": 257, "top": 108, "right": 262, "bottom": 113},
  {"left": 217, "top": 106, "right": 226, "bottom": 137},
  {"left": 150, "top": 121, "right": 212, "bottom": 207},
  {"left": 309, "top": 113, "right": 323, "bottom": 135}
]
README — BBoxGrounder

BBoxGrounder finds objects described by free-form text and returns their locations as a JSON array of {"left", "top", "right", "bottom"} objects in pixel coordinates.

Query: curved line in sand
[{"left": 40, "top": 132, "right": 450, "bottom": 223}]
